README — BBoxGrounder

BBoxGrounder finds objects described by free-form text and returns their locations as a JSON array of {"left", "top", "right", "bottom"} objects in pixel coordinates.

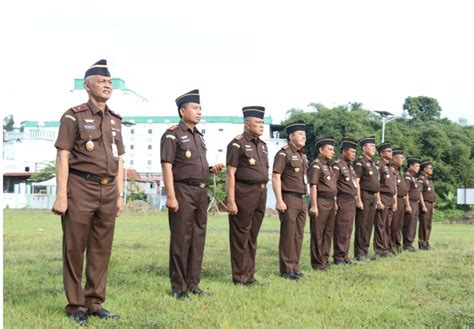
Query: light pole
[
  {"left": 374, "top": 110, "right": 395, "bottom": 143},
  {"left": 122, "top": 120, "right": 136, "bottom": 204}
]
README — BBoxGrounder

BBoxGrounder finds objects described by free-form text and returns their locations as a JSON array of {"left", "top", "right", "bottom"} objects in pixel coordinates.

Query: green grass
[{"left": 3, "top": 209, "right": 474, "bottom": 328}]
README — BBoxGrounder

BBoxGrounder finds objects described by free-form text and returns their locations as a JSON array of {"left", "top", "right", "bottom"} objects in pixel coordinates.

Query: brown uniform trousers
[
  {"left": 279, "top": 193, "right": 306, "bottom": 273},
  {"left": 374, "top": 193, "right": 394, "bottom": 254},
  {"left": 418, "top": 201, "right": 434, "bottom": 249},
  {"left": 309, "top": 197, "right": 336, "bottom": 269},
  {"left": 403, "top": 199, "right": 419, "bottom": 249},
  {"left": 169, "top": 184, "right": 208, "bottom": 292},
  {"left": 354, "top": 191, "right": 377, "bottom": 258},
  {"left": 333, "top": 196, "right": 356, "bottom": 262},
  {"left": 229, "top": 183, "right": 267, "bottom": 283},
  {"left": 55, "top": 102, "right": 125, "bottom": 314},
  {"left": 391, "top": 196, "right": 406, "bottom": 251}
]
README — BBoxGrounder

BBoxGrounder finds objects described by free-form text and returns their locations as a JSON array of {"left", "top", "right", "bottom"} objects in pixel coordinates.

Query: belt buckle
[
  {"left": 260, "top": 183, "right": 265, "bottom": 189},
  {"left": 100, "top": 178, "right": 109, "bottom": 185},
  {"left": 199, "top": 182, "right": 206, "bottom": 189},
  {"left": 334, "top": 196, "right": 337, "bottom": 201},
  {"left": 301, "top": 194, "right": 306, "bottom": 199}
]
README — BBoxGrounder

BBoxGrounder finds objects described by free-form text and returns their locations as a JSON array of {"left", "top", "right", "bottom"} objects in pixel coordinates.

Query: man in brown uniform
[
  {"left": 161, "top": 89, "right": 224, "bottom": 299},
  {"left": 390, "top": 148, "right": 409, "bottom": 254},
  {"left": 373, "top": 142, "right": 398, "bottom": 257},
  {"left": 52, "top": 60, "right": 124, "bottom": 325},
  {"left": 272, "top": 121, "right": 308, "bottom": 280},
  {"left": 403, "top": 157, "right": 423, "bottom": 252},
  {"left": 418, "top": 160, "right": 435, "bottom": 250},
  {"left": 226, "top": 106, "right": 268, "bottom": 285},
  {"left": 353, "top": 136, "right": 381, "bottom": 261},
  {"left": 332, "top": 138, "right": 359, "bottom": 265},
  {"left": 308, "top": 137, "right": 337, "bottom": 270}
]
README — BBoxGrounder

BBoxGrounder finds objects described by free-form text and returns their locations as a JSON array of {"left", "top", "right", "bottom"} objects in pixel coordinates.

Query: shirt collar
[
  {"left": 317, "top": 154, "right": 328, "bottom": 165},
  {"left": 179, "top": 120, "right": 201, "bottom": 135},
  {"left": 87, "top": 101, "right": 109, "bottom": 115}
]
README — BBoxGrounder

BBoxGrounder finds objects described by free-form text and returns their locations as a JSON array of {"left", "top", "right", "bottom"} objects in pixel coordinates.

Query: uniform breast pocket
[
  {"left": 178, "top": 141, "right": 195, "bottom": 160},
  {"left": 244, "top": 149, "right": 257, "bottom": 166},
  {"left": 79, "top": 129, "right": 102, "bottom": 152},
  {"left": 290, "top": 160, "right": 301, "bottom": 174}
]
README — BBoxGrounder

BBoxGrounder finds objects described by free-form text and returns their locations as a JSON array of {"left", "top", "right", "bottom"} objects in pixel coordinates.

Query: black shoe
[
  {"left": 426, "top": 245, "right": 433, "bottom": 250},
  {"left": 294, "top": 271, "right": 304, "bottom": 278},
  {"left": 190, "top": 288, "right": 212, "bottom": 296},
  {"left": 281, "top": 272, "right": 300, "bottom": 280},
  {"left": 172, "top": 291, "right": 189, "bottom": 300},
  {"left": 344, "top": 258, "right": 353, "bottom": 265},
  {"left": 88, "top": 308, "right": 120, "bottom": 320},
  {"left": 355, "top": 255, "right": 366, "bottom": 262},
  {"left": 313, "top": 265, "right": 328, "bottom": 271},
  {"left": 406, "top": 246, "right": 416, "bottom": 252},
  {"left": 334, "top": 259, "right": 346, "bottom": 265},
  {"left": 69, "top": 311, "right": 88, "bottom": 326}
]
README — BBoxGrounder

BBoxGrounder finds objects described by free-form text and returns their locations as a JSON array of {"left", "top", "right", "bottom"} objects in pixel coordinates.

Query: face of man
[
  {"left": 342, "top": 148, "right": 356, "bottom": 162},
  {"left": 362, "top": 143, "right": 376, "bottom": 158},
  {"left": 84, "top": 75, "right": 113, "bottom": 102},
  {"left": 289, "top": 131, "right": 306, "bottom": 149},
  {"left": 320, "top": 145, "right": 334, "bottom": 160},
  {"left": 180, "top": 102, "right": 202, "bottom": 125},
  {"left": 380, "top": 148, "right": 393, "bottom": 161},
  {"left": 423, "top": 165, "right": 433, "bottom": 176},
  {"left": 409, "top": 163, "right": 420, "bottom": 174},
  {"left": 245, "top": 117, "right": 264, "bottom": 137},
  {"left": 393, "top": 154, "right": 405, "bottom": 167}
]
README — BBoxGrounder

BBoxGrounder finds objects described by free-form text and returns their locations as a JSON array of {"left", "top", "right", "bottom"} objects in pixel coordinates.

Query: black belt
[
  {"left": 409, "top": 198, "right": 419, "bottom": 202},
  {"left": 70, "top": 168, "right": 115, "bottom": 185},
  {"left": 283, "top": 191, "right": 306, "bottom": 199},
  {"left": 361, "top": 189, "right": 377, "bottom": 195},
  {"left": 317, "top": 192, "right": 337, "bottom": 200},
  {"left": 380, "top": 191, "right": 395, "bottom": 197},
  {"left": 397, "top": 194, "right": 407, "bottom": 198},
  {"left": 175, "top": 179, "right": 208, "bottom": 189},
  {"left": 236, "top": 179, "right": 267, "bottom": 189},
  {"left": 337, "top": 193, "right": 355, "bottom": 200}
]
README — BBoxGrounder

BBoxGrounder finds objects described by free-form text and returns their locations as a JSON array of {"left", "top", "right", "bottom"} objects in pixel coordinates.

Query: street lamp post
[
  {"left": 122, "top": 121, "right": 136, "bottom": 204},
  {"left": 374, "top": 110, "right": 395, "bottom": 143}
]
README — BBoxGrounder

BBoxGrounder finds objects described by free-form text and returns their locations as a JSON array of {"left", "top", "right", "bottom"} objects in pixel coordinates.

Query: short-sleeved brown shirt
[
  {"left": 160, "top": 120, "right": 209, "bottom": 182},
  {"left": 354, "top": 154, "right": 380, "bottom": 193},
  {"left": 378, "top": 159, "right": 397, "bottom": 196},
  {"left": 272, "top": 143, "right": 308, "bottom": 194},
  {"left": 226, "top": 131, "right": 269, "bottom": 183},
  {"left": 332, "top": 157, "right": 357, "bottom": 196},
  {"left": 394, "top": 165, "right": 408, "bottom": 197},
  {"left": 405, "top": 172, "right": 421, "bottom": 201},
  {"left": 308, "top": 155, "right": 337, "bottom": 195},
  {"left": 55, "top": 102, "right": 125, "bottom": 177},
  {"left": 418, "top": 174, "right": 436, "bottom": 202}
]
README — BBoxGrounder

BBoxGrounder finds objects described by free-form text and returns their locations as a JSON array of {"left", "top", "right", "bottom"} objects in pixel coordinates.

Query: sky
[{"left": 1, "top": 0, "right": 473, "bottom": 125}]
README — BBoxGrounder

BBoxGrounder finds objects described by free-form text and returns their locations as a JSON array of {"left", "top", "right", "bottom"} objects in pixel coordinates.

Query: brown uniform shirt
[
  {"left": 394, "top": 166, "right": 407, "bottom": 197},
  {"left": 55, "top": 102, "right": 125, "bottom": 177},
  {"left": 405, "top": 172, "right": 421, "bottom": 201},
  {"left": 378, "top": 159, "right": 397, "bottom": 196},
  {"left": 354, "top": 154, "right": 380, "bottom": 193},
  {"left": 332, "top": 157, "right": 357, "bottom": 196},
  {"left": 418, "top": 174, "right": 436, "bottom": 202},
  {"left": 226, "top": 131, "right": 269, "bottom": 183},
  {"left": 308, "top": 155, "right": 337, "bottom": 195},
  {"left": 272, "top": 143, "right": 308, "bottom": 194},
  {"left": 160, "top": 121, "right": 209, "bottom": 182}
]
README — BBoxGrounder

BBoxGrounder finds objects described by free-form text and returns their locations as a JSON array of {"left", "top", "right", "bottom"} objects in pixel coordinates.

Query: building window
[
  {"left": 218, "top": 149, "right": 223, "bottom": 152},
  {"left": 218, "top": 128, "right": 224, "bottom": 132},
  {"left": 130, "top": 145, "right": 134, "bottom": 150},
  {"left": 201, "top": 129, "right": 206, "bottom": 134},
  {"left": 130, "top": 129, "right": 134, "bottom": 134},
  {"left": 148, "top": 145, "right": 152, "bottom": 150},
  {"left": 147, "top": 160, "right": 152, "bottom": 165},
  {"left": 148, "top": 129, "right": 153, "bottom": 134},
  {"left": 130, "top": 160, "right": 134, "bottom": 165}
]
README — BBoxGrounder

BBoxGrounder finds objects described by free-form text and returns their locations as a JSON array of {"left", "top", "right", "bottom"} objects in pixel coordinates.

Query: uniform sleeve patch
[
  {"left": 355, "top": 162, "right": 363, "bottom": 166},
  {"left": 313, "top": 165, "right": 320, "bottom": 169},
  {"left": 65, "top": 115, "right": 76, "bottom": 122},
  {"left": 235, "top": 134, "right": 243, "bottom": 140},
  {"left": 165, "top": 134, "right": 176, "bottom": 140},
  {"left": 232, "top": 143, "right": 241, "bottom": 148},
  {"left": 278, "top": 152, "right": 286, "bottom": 156},
  {"left": 332, "top": 166, "right": 340, "bottom": 170}
]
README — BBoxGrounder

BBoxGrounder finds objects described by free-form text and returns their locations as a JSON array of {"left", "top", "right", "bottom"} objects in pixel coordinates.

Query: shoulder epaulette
[
  {"left": 282, "top": 144, "right": 289, "bottom": 150},
  {"left": 71, "top": 104, "right": 88, "bottom": 113},
  {"left": 167, "top": 125, "right": 178, "bottom": 131},
  {"left": 109, "top": 109, "right": 122, "bottom": 119},
  {"left": 234, "top": 134, "right": 243, "bottom": 140},
  {"left": 315, "top": 159, "right": 320, "bottom": 163}
]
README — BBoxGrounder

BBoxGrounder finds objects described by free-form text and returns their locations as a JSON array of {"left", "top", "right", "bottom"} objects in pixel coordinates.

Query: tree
[
  {"left": 28, "top": 161, "right": 56, "bottom": 183},
  {"left": 402, "top": 96, "right": 442, "bottom": 122},
  {"left": 3, "top": 114, "right": 14, "bottom": 141}
]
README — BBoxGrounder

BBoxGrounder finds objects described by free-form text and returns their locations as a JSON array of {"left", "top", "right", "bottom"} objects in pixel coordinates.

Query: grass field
[{"left": 3, "top": 209, "right": 474, "bottom": 328}]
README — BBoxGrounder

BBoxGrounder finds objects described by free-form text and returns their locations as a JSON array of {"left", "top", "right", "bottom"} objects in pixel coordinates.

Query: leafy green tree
[
  {"left": 28, "top": 161, "right": 56, "bottom": 183},
  {"left": 403, "top": 96, "right": 442, "bottom": 122}
]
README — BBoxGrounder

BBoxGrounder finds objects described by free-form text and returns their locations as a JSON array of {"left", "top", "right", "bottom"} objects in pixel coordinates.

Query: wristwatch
[{"left": 118, "top": 192, "right": 125, "bottom": 198}]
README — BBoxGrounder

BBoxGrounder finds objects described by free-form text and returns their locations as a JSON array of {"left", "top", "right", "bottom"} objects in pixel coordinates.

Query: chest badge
[
  {"left": 326, "top": 175, "right": 331, "bottom": 181},
  {"left": 427, "top": 187, "right": 432, "bottom": 191},
  {"left": 111, "top": 119, "right": 116, "bottom": 125},
  {"left": 385, "top": 174, "right": 390, "bottom": 179},
  {"left": 368, "top": 170, "right": 373, "bottom": 176},
  {"left": 86, "top": 140, "right": 95, "bottom": 151},
  {"left": 249, "top": 158, "right": 256, "bottom": 166},
  {"left": 345, "top": 176, "right": 350, "bottom": 182},
  {"left": 397, "top": 179, "right": 401, "bottom": 183},
  {"left": 185, "top": 150, "right": 192, "bottom": 159},
  {"left": 294, "top": 167, "right": 300, "bottom": 173}
]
